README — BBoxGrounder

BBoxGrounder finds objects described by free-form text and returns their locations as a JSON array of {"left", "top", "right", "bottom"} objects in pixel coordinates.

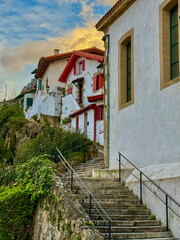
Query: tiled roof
[
  {"left": 96, "top": 0, "right": 135, "bottom": 31},
  {"left": 87, "top": 94, "right": 104, "bottom": 103},
  {"left": 35, "top": 47, "right": 104, "bottom": 79},
  {"left": 58, "top": 51, "right": 104, "bottom": 83}
]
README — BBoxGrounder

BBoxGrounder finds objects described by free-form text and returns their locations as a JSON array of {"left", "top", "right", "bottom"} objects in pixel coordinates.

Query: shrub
[
  {"left": 0, "top": 156, "right": 55, "bottom": 240},
  {"left": 15, "top": 125, "right": 93, "bottom": 165}
]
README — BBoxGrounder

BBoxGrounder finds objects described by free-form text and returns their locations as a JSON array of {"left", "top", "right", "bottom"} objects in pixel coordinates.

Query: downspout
[{"left": 102, "top": 34, "right": 110, "bottom": 169}]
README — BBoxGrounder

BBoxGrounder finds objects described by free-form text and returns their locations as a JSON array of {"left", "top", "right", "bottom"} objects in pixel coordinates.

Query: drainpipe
[{"left": 102, "top": 34, "right": 110, "bottom": 169}]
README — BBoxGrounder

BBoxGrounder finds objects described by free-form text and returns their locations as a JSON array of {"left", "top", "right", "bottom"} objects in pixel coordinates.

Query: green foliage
[
  {"left": 0, "top": 135, "right": 11, "bottom": 170},
  {"left": 15, "top": 125, "right": 93, "bottom": 165},
  {"left": 0, "top": 103, "right": 27, "bottom": 138},
  {"left": 0, "top": 156, "right": 55, "bottom": 239},
  {"left": 0, "top": 186, "right": 34, "bottom": 240},
  {"left": 62, "top": 117, "right": 71, "bottom": 124}
]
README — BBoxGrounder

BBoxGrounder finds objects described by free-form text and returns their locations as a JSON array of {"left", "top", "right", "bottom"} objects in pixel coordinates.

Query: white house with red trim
[
  {"left": 25, "top": 47, "right": 104, "bottom": 125},
  {"left": 59, "top": 50, "right": 104, "bottom": 145}
]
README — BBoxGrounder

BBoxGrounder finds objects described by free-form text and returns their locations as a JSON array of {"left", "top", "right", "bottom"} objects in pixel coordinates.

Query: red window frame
[
  {"left": 93, "top": 74, "right": 103, "bottom": 91},
  {"left": 95, "top": 105, "right": 104, "bottom": 120}
]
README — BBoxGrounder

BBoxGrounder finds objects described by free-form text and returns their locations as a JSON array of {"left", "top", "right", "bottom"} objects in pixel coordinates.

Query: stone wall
[{"left": 33, "top": 177, "right": 103, "bottom": 240}]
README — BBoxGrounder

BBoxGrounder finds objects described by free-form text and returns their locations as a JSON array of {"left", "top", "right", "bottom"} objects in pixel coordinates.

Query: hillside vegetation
[{"left": 0, "top": 103, "right": 95, "bottom": 239}]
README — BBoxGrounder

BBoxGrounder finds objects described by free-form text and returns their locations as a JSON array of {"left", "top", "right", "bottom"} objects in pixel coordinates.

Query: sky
[{"left": 0, "top": 0, "right": 117, "bottom": 101}]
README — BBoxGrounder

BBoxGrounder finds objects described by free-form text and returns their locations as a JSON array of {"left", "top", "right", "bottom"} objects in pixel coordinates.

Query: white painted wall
[
  {"left": 66, "top": 57, "right": 103, "bottom": 107},
  {"left": 22, "top": 92, "right": 35, "bottom": 111},
  {"left": 41, "top": 58, "right": 67, "bottom": 92},
  {"left": 61, "top": 94, "right": 80, "bottom": 120},
  {"left": 71, "top": 110, "right": 95, "bottom": 142},
  {"left": 107, "top": 0, "right": 180, "bottom": 169},
  {"left": 106, "top": 0, "right": 180, "bottom": 237},
  {"left": 25, "top": 91, "right": 62, "bottom": 120},
  {"left": 125, "top": 162, "right": 180, "bottom": 238}
]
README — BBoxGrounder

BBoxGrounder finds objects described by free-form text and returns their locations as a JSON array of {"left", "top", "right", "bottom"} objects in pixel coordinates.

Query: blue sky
[{"left": 0, "top": 0, "right": 115, "bottom": 100}]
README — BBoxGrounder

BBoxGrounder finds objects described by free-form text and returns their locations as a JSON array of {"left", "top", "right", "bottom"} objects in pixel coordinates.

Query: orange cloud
[{"left": 0, "top": 22, "right": 103, "bottom": 72}]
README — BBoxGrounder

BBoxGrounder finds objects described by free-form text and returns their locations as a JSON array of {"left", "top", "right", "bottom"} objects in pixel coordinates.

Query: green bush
[
  {"left": 0, "top": 103, "right": 27, "bottom": 138},
  {"left": 62, "top": 117, "right": 71, "bottom": 124},
  {"left": 0, "top": 186, "right": 34, "bottom": 240},
  {"left": 15, "top": 125, "right": 93, "bottom": 165},
  {"left": 0, "top": 156, "right": 55, "bottom": 240}
]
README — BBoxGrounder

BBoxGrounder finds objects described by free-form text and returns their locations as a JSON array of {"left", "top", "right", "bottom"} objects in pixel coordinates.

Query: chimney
[{"left": 54, "top": 49, "right": 59, "bottom": 55}]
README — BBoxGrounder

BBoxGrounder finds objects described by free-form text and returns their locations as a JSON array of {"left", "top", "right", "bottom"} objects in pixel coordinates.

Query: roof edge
[{"left": 96, "top": 0, "right": 136, "bottom": 32}]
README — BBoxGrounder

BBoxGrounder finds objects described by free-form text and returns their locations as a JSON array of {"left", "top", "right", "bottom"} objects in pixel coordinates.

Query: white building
[
  {"left": 60, "top": 50, "right": 104, "bottom": 145},
  {"left": 26, "top": 47, "right": 103, "bottom": 125},
  {"left": 96, "top": 0, "right": 180, "bottom": 237}
]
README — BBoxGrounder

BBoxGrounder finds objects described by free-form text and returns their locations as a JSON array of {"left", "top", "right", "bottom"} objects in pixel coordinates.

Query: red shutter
[
  {"left": 99, "top": 74, "right": 103, "bottom": 88},
  {"left": 93, "top": 76, "right": 97, "bottom": 91},
  {"left": 67, "top": 87, "right": 72, "bottom": 94},
  {"left": 82, "top": 60, "right": 85, "bottom": 71},
  {"left": 76, "top": 117, "right": 79, "bottom": 131},
  {"left": 74, "top": 64, "right": 76, "bottom": 75}
]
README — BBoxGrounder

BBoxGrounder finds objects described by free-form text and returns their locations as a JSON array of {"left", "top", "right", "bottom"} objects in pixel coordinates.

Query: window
[
  {"left": 74, "top": 60, "right": 85, "bottom": 75},
  {"left": 170, "top": 4, "right": 179, "bottom": 79},
  {"left": 118, "top": 29, "right": 134, "bottom": 110},
  {"left": 27, "top": 98, "right": 33, "bottom": 107},
  {"left": 93, "top": 74, "right": 103, "bottom": 91},
  {"left": 95, "top": 105, "right": 104, "bottom": 120},
  {"left": 160, "top": 0, "right": 179, "bottom": 89}
]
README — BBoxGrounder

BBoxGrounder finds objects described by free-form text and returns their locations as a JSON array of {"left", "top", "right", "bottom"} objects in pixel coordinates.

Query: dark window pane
[
  {"left": 172, "top": 26, "right": 178, "bottom": 45},
  {"left": 172, "top": 43, "right": 179, "bottom": 63},
  {"left": 172, "top": 62, "right": 179, "bottom": 79}
]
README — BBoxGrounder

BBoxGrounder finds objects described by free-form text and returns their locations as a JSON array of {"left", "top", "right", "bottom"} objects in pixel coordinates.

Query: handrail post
[
  {"left": 84, "top": 148, "right": 86, "bottom": 163},
  {"left": 89, "top": 194, "right": 92, "bottom": 219},
  {"left": 140, "top": 171, "right": 143, "bottom": 204},
  {"left": 119, "top": 153, "right": 121, "bottom": 182},
  {"left": 166, "top": 195, "right": 169, "bottom": 231},
  {"left": 71, "top": 170, "right": 73, "bottom": 191},
  {"left": 109, "top": 219, "right": 111, "bottom": 240}
]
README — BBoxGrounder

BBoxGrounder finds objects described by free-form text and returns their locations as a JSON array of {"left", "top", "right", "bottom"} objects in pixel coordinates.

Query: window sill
[
  {"left": 160, "top": 76, "right": 180, "bottom": 90},
  {"left": 119, "top": 99, "right": 134, "bottom": 111}
]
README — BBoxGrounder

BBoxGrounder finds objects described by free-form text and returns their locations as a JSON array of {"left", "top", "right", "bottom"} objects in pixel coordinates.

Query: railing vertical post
[
  {"left": 119, "top": 153, "right": 121, "bottom": 182},
  {"left": 140, "top": 171, "right": 143, "bottom": 204},
  {"left": 70, "top": 170, "right": 73, "bottom": 191},
  {"left": 84, "top": 148, "right": 86, "bottom": 163},
  {"left": 166, "top": 195, "right": 169, "bottom": 231},
  {"left": 89, "top": 194, "right": 92, "bottom": 219},
  {"left": 109, "top": 219, "right": 111, "bottom": 240}
]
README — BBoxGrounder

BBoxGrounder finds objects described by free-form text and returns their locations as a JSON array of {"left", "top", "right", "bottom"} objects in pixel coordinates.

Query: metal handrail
[
  {"left": 57, "top": 148, "right": 113, "bottom": 240},
  {"left": 117, "top": 151, "right": 180, "bottom": 231}
]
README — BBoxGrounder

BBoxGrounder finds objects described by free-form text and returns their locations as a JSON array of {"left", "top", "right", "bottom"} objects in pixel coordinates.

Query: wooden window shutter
[
  {"left": 82, "top": 60, "right": 85, "bottom": 71},
  {"left": 74, "top": 64, "right": 76, "bottom": 75},
  {"left": 99, "top": 74, "right": 103, "bottom": 88},
  {"left": 93, "top": 75, "right": 97, "bottom": 91}
]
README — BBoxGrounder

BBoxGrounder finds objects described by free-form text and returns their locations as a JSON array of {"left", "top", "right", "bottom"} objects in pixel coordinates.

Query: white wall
[
  {"left": 108, "top": 0, "right": 180, "bottom": 169},
  {"left": 125, "top": 162, "right": 180, "bottom": 238},
  {"left": 24, "top": 92, "right": 35, "bottom": 110},
  {"left": 61, "top": 94, "right": 80, "bottom": 120},
  {"left": 41, "top": 58, "right": 67, "bottom": 92},
  {"left": 66, "top": 58, "right": 103, "bottom": 107}
]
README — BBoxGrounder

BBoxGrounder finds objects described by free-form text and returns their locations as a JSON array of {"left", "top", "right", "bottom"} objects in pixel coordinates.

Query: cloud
[
  {"left": 79, "top": 2, "right": 95, "bottom": 21},
  {"left": 0, "top": 22, "right": 103, "bottom": 73},
  {"left": 97, "top": 0, "right": 117, "bottom": 5}
]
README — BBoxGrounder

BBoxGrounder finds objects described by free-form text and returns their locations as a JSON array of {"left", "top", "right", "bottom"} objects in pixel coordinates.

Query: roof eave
[{"left": 96, "top": 0, "right": 136, "bottom": 32}]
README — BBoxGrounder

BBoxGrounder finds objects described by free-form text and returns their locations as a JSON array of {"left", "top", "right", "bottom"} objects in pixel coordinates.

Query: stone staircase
[{"left": 61, "top": 158, "right": 178, "bottom": 240}]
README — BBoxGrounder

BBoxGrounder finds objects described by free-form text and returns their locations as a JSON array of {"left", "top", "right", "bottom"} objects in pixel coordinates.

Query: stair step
[
  {"left": 93, "top": 220, "right": 161, "bottom": 226},
  {"left": 96, "top": 226, "right": 166, "bottom": 233},
  {"left": 101, "top": 232, "right": 172, "bottom": 239},
  {"left": 91, "top": 214, "right": 153, "bottom": 220}
]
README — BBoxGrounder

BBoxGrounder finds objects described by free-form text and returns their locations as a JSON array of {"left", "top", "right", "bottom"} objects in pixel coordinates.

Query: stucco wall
[
  {"left": 107, "top": 0, "right": 180, "bottom": 169},
  {"left": 41, "top": 58, "right": 67, "bottom": 92},
  {"left": 125, "top": 162, "right": 180, "bottom": 238},
  {"left": 66, "top": 58, "right": 103, "bottom": 107},
  {"left": 61, "top": 94, "right": 80, "bottom": 120}
]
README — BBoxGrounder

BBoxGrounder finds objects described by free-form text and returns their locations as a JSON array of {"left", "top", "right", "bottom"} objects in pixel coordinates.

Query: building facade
[
  {"left": 60, "top": 50, "right": 104, "bottom": 145},
  {"left": 96, "top": 0, "right": 180, "bottom": 236}
]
